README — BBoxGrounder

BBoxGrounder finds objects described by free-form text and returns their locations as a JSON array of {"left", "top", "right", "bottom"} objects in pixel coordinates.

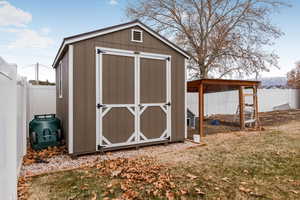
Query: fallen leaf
[
  {"left": 180, "top": 189, "right": 188, "bottom": 195},
  {"left": 186, "top": 173, "right": 197, "bottom": 180},
  {"left": 180, "top": 196, "right": 188, "bottom": 200},
  {"left": 166, "top": 191, "right": 175, "bottom": 200},
  {"left": 195, "top": 188, "right": 205, "bottom": 195},
  {"left": 91, "top": 192, "right": 97, "bottom": 200},
  {"left": 153, "top": 190, "right": 159, "bottom": 196},
  {"left": 111, "top": 170, "right": 122, "bottom": 177},
  {"left": 222, "top": 177, "right": 230, "bottom": 182},
  {"left": 239, "top": 186, "right": 251, "bottom": 193}
]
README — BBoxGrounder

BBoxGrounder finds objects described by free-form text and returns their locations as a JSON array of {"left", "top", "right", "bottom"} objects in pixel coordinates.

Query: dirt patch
[
  {"left": 259, "top": 109, "right": 300, "bottom": 126},
  {"left": 188, "top": 109, "right": 300, "bottom": 137},
  {"left": 207, "top": 109, "right": 300, "bottom": 127}
]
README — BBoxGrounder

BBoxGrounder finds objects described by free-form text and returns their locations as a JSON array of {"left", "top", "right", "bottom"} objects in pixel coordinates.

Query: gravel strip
[{"left": 20, "top": 141, "right": 198, "bottom": 177}]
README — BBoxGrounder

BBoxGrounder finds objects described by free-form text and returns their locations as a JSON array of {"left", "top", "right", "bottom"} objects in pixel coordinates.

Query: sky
[{"left": 0, "top": 0, "right": 299, "bottom": 82}]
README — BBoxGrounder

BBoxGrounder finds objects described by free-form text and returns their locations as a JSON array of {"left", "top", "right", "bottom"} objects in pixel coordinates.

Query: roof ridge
[
  {"left": 64, "top": 19, "right": 140, "bottom": 40},
  {"left": 52, "top": 20, "right": 189, "bottom": 67}
]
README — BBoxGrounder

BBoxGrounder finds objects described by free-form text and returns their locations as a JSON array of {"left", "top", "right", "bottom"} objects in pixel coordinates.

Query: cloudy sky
[{"left": 0, "top": 0, "right": 299, "bottom": 82}]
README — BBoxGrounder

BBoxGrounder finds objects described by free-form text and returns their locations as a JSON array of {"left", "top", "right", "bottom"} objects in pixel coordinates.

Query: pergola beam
[{"left": 188, "top": 79, "right": 260, "bottom": 88}]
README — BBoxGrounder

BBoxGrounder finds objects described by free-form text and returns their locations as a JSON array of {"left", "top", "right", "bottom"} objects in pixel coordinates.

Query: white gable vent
[{"left": 131, "top": 29, "right": 143, "bottom": 43}]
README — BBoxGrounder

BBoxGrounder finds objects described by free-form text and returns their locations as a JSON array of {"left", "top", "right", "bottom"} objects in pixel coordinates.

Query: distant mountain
[{"left": 257, "top": 77, "right": 287, "bottom": 88}]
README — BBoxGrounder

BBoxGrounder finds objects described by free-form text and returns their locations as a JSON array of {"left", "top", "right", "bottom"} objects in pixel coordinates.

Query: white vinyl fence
[
  {"left": 0, "top": 56, "right": 56, "bottom": 199},
  {"left": 17, "top": 77, "right": 28, "bottom": 172},
  {"left": 0, "top": 58, "right": 19, "bottom": 200},
  {"left": 26, "top": 85, "right": 56, "bottom": 136},
  {"left": 188, "top": 89, "right": 300, "bottom": 116}
]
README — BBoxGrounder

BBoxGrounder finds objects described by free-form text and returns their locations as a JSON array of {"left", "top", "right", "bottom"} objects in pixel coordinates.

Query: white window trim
[
  {"left": 131, "top": 29, "right": 143, "bottom": 43},
  {"left": 58, "top": 61, "right": 63, "bottom": 98}
]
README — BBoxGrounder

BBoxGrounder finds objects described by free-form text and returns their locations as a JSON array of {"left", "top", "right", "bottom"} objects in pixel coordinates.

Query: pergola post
[
  {"left": 198, "top": 83, "right": 205, "bottom": 137},
  {"left": 239, "top": 86, "right": 245, "bottom": 130},
  {"left": 253, "top": 86, "right": 259, "bottom": 127}
]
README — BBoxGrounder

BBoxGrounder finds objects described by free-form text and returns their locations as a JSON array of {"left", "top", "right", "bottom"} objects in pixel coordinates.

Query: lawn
[{"left": 21, "top": 120, "right": 300, "bottom": 200}]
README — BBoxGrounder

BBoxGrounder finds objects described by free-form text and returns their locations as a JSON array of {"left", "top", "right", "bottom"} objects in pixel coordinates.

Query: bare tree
[
  {"left": 126, "top": 0, "right": 289, "bottom": 79},
  {"left": 287, "top": 61, "right": 300, "bottom": 89}
]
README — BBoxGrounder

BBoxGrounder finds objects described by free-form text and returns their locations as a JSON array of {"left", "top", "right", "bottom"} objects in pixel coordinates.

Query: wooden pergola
[{"left": 187, "top": 79, "right": 261, "bottom": 137}]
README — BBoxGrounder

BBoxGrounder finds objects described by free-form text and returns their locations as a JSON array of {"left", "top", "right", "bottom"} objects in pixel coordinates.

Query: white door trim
[
  {"left": 95, "top": 48, "right": 100, "bottom": 149},
  {"left": 95, "top": 47, "right": 172, "bottom": 150}
]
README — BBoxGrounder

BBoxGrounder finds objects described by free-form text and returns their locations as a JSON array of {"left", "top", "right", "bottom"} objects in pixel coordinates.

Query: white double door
[{"left": 96, "top": 47, "right": 171, "bottom": 148}]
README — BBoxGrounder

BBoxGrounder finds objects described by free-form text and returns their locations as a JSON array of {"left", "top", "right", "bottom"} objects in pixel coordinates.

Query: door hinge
[
  {"left": 163, "top": 136, "right": 171, "bottom": 140},
  {"left": 97, "top": 145, "right": 103, "bottom": 151},
  {"left": 97, "top": 103, "right": 105, "bottom": 109},
  {"left": 97, "top": 49, "right": 104, "bottom": 54}
]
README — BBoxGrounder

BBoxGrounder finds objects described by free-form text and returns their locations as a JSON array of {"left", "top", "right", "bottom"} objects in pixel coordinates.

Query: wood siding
[
  {"left": 140, "top": 58, "right": 166, "bottom": 103},
  {"left": 141, "top": 106, "right": 166, "bottom": 139},
  {"left": 72, "top": 26, "right": 185, "bottom": 154},
  {"left": 56, "top": 51, "right": 69, "bottom": 147},
  {"left": 102, "top": 55, "right": 135, "bottom": 104},
  {"left": 103, "top": 107, "right": 135, "bottom": 144}
]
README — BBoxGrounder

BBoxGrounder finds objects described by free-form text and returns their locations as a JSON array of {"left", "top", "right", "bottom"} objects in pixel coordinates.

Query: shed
[{"left": 53, "top": 20, "right": 189, "bottom": 155}]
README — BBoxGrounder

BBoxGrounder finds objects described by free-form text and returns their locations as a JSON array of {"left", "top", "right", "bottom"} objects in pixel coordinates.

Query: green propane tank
[{"left": 29, "top": 114, "right": 62, "bottom": 150}]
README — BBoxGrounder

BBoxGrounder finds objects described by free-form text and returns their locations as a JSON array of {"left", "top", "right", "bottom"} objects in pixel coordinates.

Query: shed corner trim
[{"left": 68, "top": 45, "right": 74, "bottom": 154}]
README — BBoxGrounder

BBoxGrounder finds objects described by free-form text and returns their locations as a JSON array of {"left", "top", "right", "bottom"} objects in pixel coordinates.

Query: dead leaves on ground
[
  {"left": 18, "top": 176, "right": 32, "bottom": 200},
  {"left": 23, "top": 145, "right": 67, "bottom": 166},
  {"left": 92, "top": 157, "right": 195, "bottom": 199}
]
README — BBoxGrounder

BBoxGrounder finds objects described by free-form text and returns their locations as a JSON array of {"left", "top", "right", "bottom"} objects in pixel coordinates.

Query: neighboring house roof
[
  {"left": 52, "top": 20, "right": 190, "bottom": 67},
  {"left": 187, "top": 108, "right": 196, "bottom": 118},
  {"left": 187, "top": 93, "right": 199, "bottom": 117}
]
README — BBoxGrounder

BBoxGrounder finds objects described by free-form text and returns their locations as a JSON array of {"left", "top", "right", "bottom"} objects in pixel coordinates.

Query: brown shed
[{"left": 52, "top": 20, "right": 189, "bottom": 155}]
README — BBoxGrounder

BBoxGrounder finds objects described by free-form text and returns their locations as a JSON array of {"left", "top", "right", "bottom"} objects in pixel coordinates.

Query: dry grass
[
  {"left": 158, "top": 121, "right": 300, "bottom": 200},
  {"left": 22, "top": 120, "right": 300, "bottom": 200}
]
